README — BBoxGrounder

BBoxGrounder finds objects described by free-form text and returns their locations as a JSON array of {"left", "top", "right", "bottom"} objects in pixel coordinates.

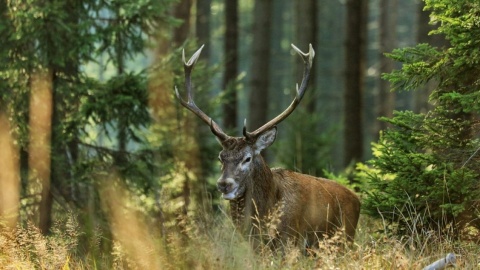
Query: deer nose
[
  {"left": 217, "top": 177, "right": 237, "bottom": 193},
  {"left": 217, "top": 180, "right": 233, "bottom": 194}
]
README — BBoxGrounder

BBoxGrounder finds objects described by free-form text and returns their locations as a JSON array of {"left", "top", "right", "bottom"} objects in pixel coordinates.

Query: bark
[
  {"left": 223, "top": 0, "right": 239, "bottom": 130},
  {"left": 248, "top": 0, "right": 273, "bottom": 131},
  {"left": 172, "top": 0, "right": 194, "bottom": 216},
  {"left": 344, "top": 0, "right": 368, "bottom": 166},
  {"left": 115, "top": 2, "right": 128, "bottom": 168},
  {"left": 295, "top": 0, "right": 317, "bottom": 113},
  {"left": 376, "top": 0, "right": 398, "bottom": 135},
  {"left": 0, "top": 112, "right": 20, "bottom": 231},
  {"left": 414, "top": 1, "right": 447, "bottom": 114},
  {"left": 148, "top": 26, "right": 172, "bottom": 238},
  {"left": 41, "top": 0, "right": 81, "bottom": 234},
  {"left": 195, "top": 0, "right": 211, "bottom": 61},
  {"left": 172, "top": 0, "right": 193, "bottom": 46},
  {"left": 33, "top": 70, "right": 54, "bottom": 234}
]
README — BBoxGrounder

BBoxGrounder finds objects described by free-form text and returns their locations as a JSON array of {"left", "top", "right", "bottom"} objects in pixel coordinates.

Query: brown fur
[{"left": 219, "top": 137, "right": 361, "bottom": 248}]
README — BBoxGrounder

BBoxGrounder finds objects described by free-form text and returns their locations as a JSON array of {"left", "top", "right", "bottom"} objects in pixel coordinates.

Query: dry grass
[
  {"left": 0, "top": 218, "right": 79, "bottom": 269},
  {"left": 1, "top": 203, "right": 479, "bottom": 269},
  {"left": 2, "top": 213, "right": 479, "bottom": 269}
]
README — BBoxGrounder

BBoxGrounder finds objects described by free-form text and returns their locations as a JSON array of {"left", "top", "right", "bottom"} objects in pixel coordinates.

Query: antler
[
  {"left": 243, "top": 43, "right": 315, "bottom": 140},
  {"left": 174, "top": 45, "right": 230, "bottom": 141}
]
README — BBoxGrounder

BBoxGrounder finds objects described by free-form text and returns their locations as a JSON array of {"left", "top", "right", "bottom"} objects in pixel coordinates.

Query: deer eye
[{"left": 243, "top": 156, "right": 251, "bottom": 163}]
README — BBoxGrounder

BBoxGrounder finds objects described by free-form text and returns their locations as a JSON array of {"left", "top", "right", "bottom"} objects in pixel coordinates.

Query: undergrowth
[{"left": 1, "top": 211, "right": 479, "bottom": 269}]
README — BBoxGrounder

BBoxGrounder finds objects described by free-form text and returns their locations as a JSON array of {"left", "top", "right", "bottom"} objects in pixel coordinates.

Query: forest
[{"left": 0, "top": 0, "right": 479, "bottom": 269}]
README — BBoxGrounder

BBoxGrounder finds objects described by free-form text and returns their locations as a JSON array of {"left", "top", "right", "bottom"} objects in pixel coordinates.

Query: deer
[{"left": 174, "top": 44, "right": 361, "bottom": 250}]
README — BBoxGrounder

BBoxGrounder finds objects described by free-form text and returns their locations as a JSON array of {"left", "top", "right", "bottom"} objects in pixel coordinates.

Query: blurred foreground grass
[{"left": 1, "top": 211, "right": 479, "bottom": 269}]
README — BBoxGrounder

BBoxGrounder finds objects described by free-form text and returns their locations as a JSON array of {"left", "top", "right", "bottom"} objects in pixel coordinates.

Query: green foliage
[
  {"left": 426, "top": 0, "right": 480, "bottom": 66},
  {"left": 360, "top": 125, "right": 479, "bottom": 235},
  {"left": 82, "top": 72, "right": 150, "bottom": 138},
  {"left": 359, "top": 0, "right": 480, "bottom": 238},
  {"left": 0, "top": 0, "right": 216, "bottom": 267},
  {"left": 94, "top": 0, "right": 180, "bottom": 66},
  {"left": 382, "top": 44, "right": 444, "bottom": 92}
]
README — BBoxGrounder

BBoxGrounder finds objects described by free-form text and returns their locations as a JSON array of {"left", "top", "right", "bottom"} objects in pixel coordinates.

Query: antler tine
[
  {"left": 244, "top": 43, "right": 315, "bottom": 140},
  {"left": 174, "top": 45, "right": 229, "bottom": 141}
]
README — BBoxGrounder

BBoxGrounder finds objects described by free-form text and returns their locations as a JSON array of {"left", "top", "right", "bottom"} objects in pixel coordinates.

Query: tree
[
  {"left": 1, "top": 0, "right": 176, "bottom": 236},
  {"left": 344, "top": 0, "right": 368, "bottom": 167},
  {"left": 0, "top": 110, "right": 20, "bottom": 231},
  {"left": 248, "top": 0, "right": 273, "bottom": 131},
  {"left": 376, "top": 0, "right": 398, "bottom": 135},
  {"left": 360, "top": 0, "right": 480, "bottom": 238},
  {"left": 275, "top": 0, "right": 332, "bottom": 176},
  {"left": 1, "top": 0, "right": 95, "bottom": 234},
  {"left": 223, "top": 0, "right": 239, "bottom": 130},
  {"left": 173, "top": 0, "right": 193, "bottom": 45},
  {"left": 195, "top": 0, "right": 211, "bottom": 61},
  {"left": 413, "top": 0, "right": 447, "bottom": 113},
  {"left": 295, "top": 0, "right": 317, "bottom": 113}
]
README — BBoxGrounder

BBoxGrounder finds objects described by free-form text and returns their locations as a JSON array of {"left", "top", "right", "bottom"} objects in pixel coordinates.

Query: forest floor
[{"left": 1, "top": 213, "right": 479, "bottom": 269}]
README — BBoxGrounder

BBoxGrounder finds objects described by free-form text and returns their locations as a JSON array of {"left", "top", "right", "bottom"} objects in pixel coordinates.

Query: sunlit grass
[
  {"left": 2, "top": 214, "right": 479, "bottom": 269},
  {"left": 1, "top": 192, "right": 479, "bottom": 269}
]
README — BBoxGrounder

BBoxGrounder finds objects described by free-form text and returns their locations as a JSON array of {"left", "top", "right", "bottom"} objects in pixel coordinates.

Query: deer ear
[{"left": 254, "top": 127, "right": 277, "bottom": 154}]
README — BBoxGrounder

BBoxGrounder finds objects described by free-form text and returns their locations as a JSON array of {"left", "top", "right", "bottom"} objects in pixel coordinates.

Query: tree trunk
[
  {"left": 192, "top": 0, "right": 213, "bottom": 214},
  {"left": 173, "top": 0, "right": 194, "bottom": 215},
  {"left": 148, "top": 23, "right": 173, "bottom": 237},
  {"left": 292, "top": 0, "right": 319, "bottom": 174},
  {"left": 414, "top": 1, "right": 447, "bottom": 114},
  {"left": 295, "top": 0, "right": 317, "bottom": 113},
  {"left": 376, "top": 0, "right": 397, "bottom": 135},
  {"left": 248, "top": 0, "right": 273, "bottom": 131},
  {"left": 196, "top": 0, "right": 211, "bottom": 61},
  {"left": 35, "top": 69, "right": 54, "bottom": 234},
  {"left": 115, "top": 2, "right": 128, "bottom": 169},
  {"left": 41, "top": 0, "right": 81, "bottom": 234},
  {"left": 173, "top": 0, "right": 192, "bottom": 46},
  {"left": 344, "top": 0, "right": 367, "bottom": 167},
  {"left": 0, "top": 111, "right": 20, "bottom": 231},
  {"left": 223, "top": 0, "right": 239, "bottom": 130}
]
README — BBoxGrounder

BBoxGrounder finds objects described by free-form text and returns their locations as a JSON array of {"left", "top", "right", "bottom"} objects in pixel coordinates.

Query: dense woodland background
[{"left": 1, "top": 0, "right": 479, "bottom": 268}]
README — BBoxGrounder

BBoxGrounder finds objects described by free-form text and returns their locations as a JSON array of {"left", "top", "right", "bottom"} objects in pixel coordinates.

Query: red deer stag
[{"left": 175, "top": 44, "right": 360, "bottom": 249}]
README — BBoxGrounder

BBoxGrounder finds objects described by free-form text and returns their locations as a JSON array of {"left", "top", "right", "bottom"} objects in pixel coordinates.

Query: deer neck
[{"left": 229, "top": 156, "right": 278, "bottom": 228}]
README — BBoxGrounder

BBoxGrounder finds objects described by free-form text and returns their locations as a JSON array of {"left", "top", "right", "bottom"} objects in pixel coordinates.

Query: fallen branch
[{"left": 423, "top": 253, "right": 456, "bottom": 270}]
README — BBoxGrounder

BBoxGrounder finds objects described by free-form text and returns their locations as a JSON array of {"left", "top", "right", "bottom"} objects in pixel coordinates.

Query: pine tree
[
  {"left": 360, "top": 0, "right": 480, "bottom": 238},
  {"left": 0, "top": 0, "right": 177, "bottom": 233}
]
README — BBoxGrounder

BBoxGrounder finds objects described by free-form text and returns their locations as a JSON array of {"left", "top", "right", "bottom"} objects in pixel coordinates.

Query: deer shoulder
[{"left": 271, "top": 168, "right": 360, "bottom": 241}]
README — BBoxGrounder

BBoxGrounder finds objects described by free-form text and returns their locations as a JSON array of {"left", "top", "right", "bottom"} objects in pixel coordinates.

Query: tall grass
[{"left": 1, "top": 198, "right": 479, "bottom": 269}]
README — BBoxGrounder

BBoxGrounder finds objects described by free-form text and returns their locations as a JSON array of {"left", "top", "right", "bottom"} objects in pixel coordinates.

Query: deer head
[{"left": 175, "top": 44, "right": 314, "bottom": 201}]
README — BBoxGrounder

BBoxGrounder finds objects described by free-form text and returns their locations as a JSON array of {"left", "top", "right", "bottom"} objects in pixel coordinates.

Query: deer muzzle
[{"left": 217, "top": 177, "right": 239, "bottom": 200}]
